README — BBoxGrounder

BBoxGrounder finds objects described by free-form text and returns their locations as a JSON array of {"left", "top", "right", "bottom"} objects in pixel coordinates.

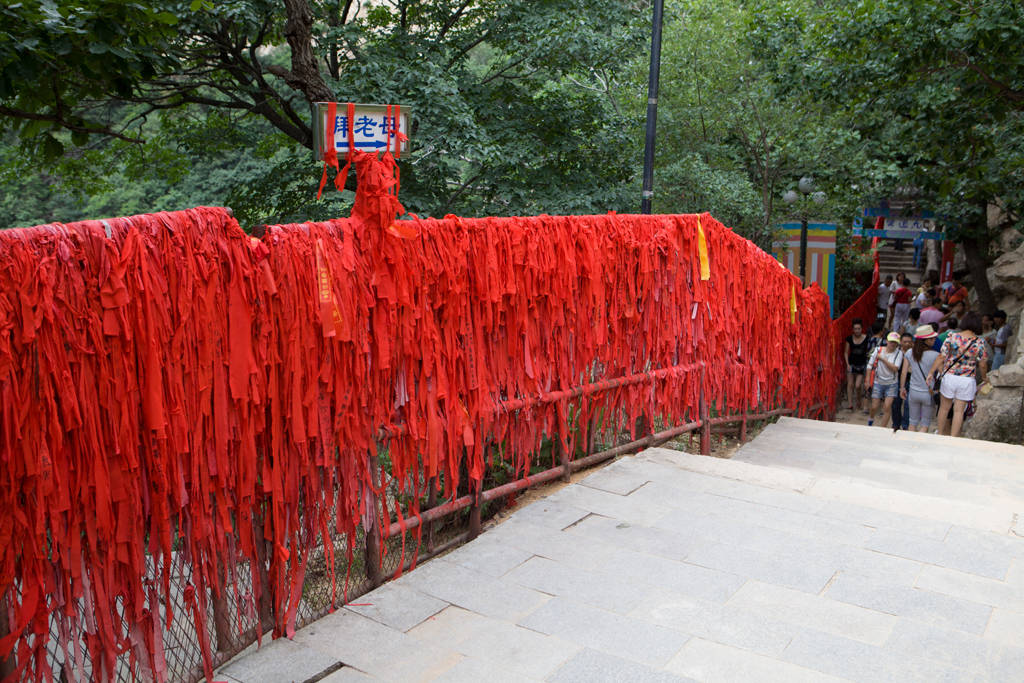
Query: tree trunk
[
  {"left": 961, "top": 230, "right": 997, "bottom": 313},
  {"left": 269, "top": 0, "right": 336, "bottom": 120}
]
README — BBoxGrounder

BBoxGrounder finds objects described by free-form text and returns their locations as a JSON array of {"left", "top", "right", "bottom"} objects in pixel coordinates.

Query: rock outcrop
[
  {"left": 964, "top": 371, "right": 1023, "bottom": 443},
  {"left": 965, "top": 239, "right": 1024, "bottom": 442},
  {"left": 989, "top": 237, "right": 1024, "bottom": 313}
]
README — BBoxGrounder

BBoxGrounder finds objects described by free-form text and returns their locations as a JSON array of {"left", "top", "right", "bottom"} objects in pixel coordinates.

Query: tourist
[
  {"left": 844, "top": 319, "right": 870, "bottom": 412},
  {"left": 937, "top": 317, "right": 958, "bottom": 350},
  {"left": 866, "top": 321, "right": 886, "bottom": 370},
  {"left": 941, "top": 299, "right": 966, "bottom": 331},
  {"left": 992, "top": 309, "right": 1010, "bottom": 371},
  {"left": 938, "top": 279, "right": 956, "bottom": 304},
  {"left": 889, "top": 273, "right": 907, "bottom": 326},
  {"left": 892, "top": 280, "right": 914, "bottom": 332},
  {"left": 893, "top": 332, "right": 915, "bottom": 431},
  {"left": 982, "top": 313, "right": 996, "bottom": 365},
  {"left": 947, "top": 278, "right": 969, "bottom": 308},
  {"left": 929, "top": 311, "right": 988, "bottom": 437},
  {"left": 918, "top": 295, "right": 944, "bottom": 330},
  {"left": 900, "top": 326, "right": 941, "bottom": 433},
  {"left": 868, "top": 332, "right": 905, "bottom": 428},
  {"left": 877, "top": 275, "right": 894, "bottom": 323},
  {"left": 915, "top": 278, "right": 931, "bottom": 308},
  {"left": 900, "top": 331, "right": 914, "bottom": 354},
  {"left": 903, "top": 307, "right": 921, "bottom": 336}
]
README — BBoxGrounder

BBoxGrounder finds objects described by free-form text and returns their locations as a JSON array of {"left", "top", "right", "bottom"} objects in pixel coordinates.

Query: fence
[
  {"left": 0, "top": 155, "right": 847, "bottom": 682},
  {"left": 831, "top": 238, "right": 881, "bottom": 387}
]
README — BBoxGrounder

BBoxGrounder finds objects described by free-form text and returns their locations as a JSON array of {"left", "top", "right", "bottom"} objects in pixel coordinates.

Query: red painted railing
[{"left": 830, "top": 237, "right": 881, "bottom": 388}]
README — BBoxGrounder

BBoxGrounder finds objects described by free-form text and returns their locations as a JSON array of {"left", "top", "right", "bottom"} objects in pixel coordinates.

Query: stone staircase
[
  {"left": 732, "top": 417, "right": 1024, "bottom": 532},
  {"left": 876, "top": 242, "right": 925, "bottom": 285},
  {"left": 216, "top": 417, "right": 1024, "bottom": 682}
]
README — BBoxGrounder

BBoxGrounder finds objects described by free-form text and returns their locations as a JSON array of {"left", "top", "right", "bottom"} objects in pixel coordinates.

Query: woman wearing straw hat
[
  {"left": 927, "top": 311, "right": 989, "bottom": 437},
  {"left": 899, "top": 326, "right": 941, "bottom": 432},
  {"left": 867, "top": 331, "right": 905, "bottom": 428}
]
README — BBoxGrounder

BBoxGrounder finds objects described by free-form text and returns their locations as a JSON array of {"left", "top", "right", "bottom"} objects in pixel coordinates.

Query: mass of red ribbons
[{"left": 0, "top": 153, "right": 843, "bottom": 682}]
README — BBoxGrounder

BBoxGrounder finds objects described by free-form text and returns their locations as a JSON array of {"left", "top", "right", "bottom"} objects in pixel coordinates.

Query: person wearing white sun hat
[
  {"left": 867, "top": 331, "right": 904, "bottom": 428},
  {"left": 899, "top": 325, "right": 941, "bottom": 432}
]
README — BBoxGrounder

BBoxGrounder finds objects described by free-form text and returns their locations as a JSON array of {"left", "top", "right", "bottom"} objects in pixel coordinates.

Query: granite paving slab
[{"left": 214, "top": 418, "right": 1024, "bottom": 682}]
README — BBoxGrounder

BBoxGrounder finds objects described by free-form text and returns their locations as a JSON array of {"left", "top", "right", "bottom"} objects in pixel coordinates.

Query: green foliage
[
  {"left": 794, "top": 0, "right": 1024, "bottom": 234},
  {"left": 1, "top": 0, "right": 648, "bottom": 227},
  {"left": 644, "top": 0, "right": 879, "bottom": 249},
  {"left": 0, "top": 1, "right": 180, "bottom": 153}
]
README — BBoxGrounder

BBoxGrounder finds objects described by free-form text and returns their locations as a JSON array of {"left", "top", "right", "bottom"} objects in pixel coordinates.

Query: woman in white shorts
[{"left": 928, "top": 311, "right": 988, "bottom": 437}]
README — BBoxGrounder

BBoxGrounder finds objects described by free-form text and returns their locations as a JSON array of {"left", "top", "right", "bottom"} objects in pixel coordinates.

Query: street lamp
[
  {"left": 783, "top": 177, "right": 826, "bottom": 285},
  {"left": 639, "top": 0, "right": 665, "bottom": 214}
]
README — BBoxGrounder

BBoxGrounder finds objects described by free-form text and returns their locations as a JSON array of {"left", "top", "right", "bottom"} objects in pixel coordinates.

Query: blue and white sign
[
  {"left": 313, "top": 102, "right": 410, "bottom": 159},
  {"left": 884, "top": 217, "right": 935, "bottom": 232}
]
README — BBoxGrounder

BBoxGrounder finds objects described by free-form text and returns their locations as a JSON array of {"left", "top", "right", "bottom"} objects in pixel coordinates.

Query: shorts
[
  {"left": 848, "top": 363, "right": 866, "bottom": 376},
  {"left": 940, "top": 373, "right": 977, "bottom": 402},
  {"left": 872, "top": 382, "right": 898, "bottom": 399}
]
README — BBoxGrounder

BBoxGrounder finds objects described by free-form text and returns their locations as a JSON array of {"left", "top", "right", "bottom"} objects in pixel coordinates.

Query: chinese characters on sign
[
  {"left": 314, "top": 103, "right": 410, "bottom": 158},
  {"left": 883, "top": 217, "right": 935, "bottom": 232}
]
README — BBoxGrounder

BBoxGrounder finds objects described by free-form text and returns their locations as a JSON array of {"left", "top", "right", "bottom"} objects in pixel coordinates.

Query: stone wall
[{"left": 964, "top": 228, "right": 1024, "bottom": 442}]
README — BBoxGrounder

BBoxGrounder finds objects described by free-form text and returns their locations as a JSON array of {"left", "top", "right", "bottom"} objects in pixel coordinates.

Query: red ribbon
[{"left": 0, "top": 200, "right": 858, "bottom": 682}]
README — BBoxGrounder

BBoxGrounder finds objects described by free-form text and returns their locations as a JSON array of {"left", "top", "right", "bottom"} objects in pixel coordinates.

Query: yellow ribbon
[
  {"left": 790, "top": 283, "right": 797, "bottom": 324},
  {"left": 697, "top": 216, "right": 710, "bottom": 281}
]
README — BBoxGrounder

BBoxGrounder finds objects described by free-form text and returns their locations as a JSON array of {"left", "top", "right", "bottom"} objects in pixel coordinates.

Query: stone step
[
  {"left": 745, "top": 419, "right": 1024, "bottom": 477},
  {"left": 217, "top": 416, "right": 1024, "bottom": 683},
  {"left": 637, "top": 444, "right": 1020, "bottom": 536},
  {"left": 732, "top": 418, "right": 1024, "bottom": 509}
]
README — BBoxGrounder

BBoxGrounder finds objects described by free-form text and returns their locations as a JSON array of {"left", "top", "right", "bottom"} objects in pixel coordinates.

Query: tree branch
[
  {"left": 0, "top": 105, "right": 144, "bottom": 143},
  {"left": 954, "top": 51, "right": 1024, "bottom": 107},
  {"left": 446, "top": 30, "right": 492, "bottom": 70},
  {"left": 437, "top": 0, "right": 474, "bottom": 41}
]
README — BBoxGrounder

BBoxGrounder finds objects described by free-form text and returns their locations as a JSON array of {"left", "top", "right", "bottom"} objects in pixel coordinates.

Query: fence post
[
  {"left": 0, "top": 593, "right": 14, "bottom": 681},
  {"left": 212, "top": 563, "right": 233, "bottom": 653},
  {"left": 557, "top": 438, "right": 571, "bottom": 483},
  {"left": 424, "top": 475, "right": 438, "bottom": 552},
  {"left": 587, "top": 412, "right": 600, "bottom": 454},
  {"left": 253, "top": 512, "right": 274, "bottom": 627},
  {"left": 364, "top": 450, "right": 383, "bottom": 589},
  {"left": 468, "top": 483, "right": 482, "bottom": 540},
  {"left": 699, "top": 368, "right": 711, "bottom": 455}
]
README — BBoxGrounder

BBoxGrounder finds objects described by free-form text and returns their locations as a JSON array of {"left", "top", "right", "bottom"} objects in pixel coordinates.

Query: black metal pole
[
  {"left": 640, "top": 0, "right": 665, "bottom": 214},
  {"left": 799, "top": 215, "right": 808, "bottom": 285}
]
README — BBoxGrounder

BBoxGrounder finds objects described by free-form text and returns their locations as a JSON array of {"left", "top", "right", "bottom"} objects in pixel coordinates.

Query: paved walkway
[{"left": 216, "top": 418, "right": 1024, "bottom": 682}]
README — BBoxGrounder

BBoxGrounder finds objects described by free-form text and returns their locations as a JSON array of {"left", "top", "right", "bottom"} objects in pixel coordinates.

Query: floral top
[{"left": 940, "top": 332, "right": 988, "bottom": 377}]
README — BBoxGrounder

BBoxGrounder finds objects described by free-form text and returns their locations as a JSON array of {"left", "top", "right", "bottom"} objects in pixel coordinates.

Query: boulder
[
  {"left": 989, "top": 360, "right": 1024, "bottom": 387},
  {"left": 964, "top": 386, "right": 1023, "bottom": 443},
  {"left": 989, "top": 240, "right": 1024, "bottom": 307},
  {"left": 998, "top": 226, "right": 1024, "bottom": 256}
]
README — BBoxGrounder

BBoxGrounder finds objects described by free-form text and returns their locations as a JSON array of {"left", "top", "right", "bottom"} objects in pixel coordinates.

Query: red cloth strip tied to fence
[
  {"left": 830, "top": 237, "right": 880, "bottom": 387},
  {"left": 0, "top": 154, "right": 839, "bottom": 682}
]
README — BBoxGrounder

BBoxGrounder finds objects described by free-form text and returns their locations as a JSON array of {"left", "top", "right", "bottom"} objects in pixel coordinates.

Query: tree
[
  {"left": 783, "top": 0, "right": 1024, "bottom": 311},
  {"left": 641, "top": 0, "right": 880, "bottom": 250},
  {"left": 1, "top": 1, "right": 649, "bottom": 226}
]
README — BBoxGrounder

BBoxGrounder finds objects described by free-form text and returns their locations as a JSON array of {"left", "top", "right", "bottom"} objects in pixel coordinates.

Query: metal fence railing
[{"left": 18, "top": 367, "right": 826, "bottom": 683}]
